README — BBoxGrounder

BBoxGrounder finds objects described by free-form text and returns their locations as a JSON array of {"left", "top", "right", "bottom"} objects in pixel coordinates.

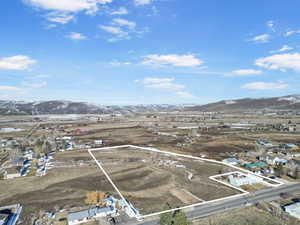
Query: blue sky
[{"left": 1, "top": 0, "right": 300, "bottom": 105}]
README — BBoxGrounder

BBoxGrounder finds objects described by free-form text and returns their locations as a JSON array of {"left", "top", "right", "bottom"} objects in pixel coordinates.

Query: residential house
[
  {"left": 4, "top": 167, "right": 21, "bottom": 179},
  {"left": 284, "top": 202, "right": 300, "bottom": 219},
  {"left": 94, "top": 140, "right": 103, "bottom": 146},
  {"left": 228, "top": 174, "right": 263, "bottom": 187},
  {"left": 266, "top": 156, "right": 288, "bottom": 166},
  {"left": 106, "top": 196, "right": 140, "bottom": 218},
  {"left": 0, "top": 204, "right": 22, "bottom": 225},
  {"left": 244, "top": 162, "right": 268, "bottom": 169},
  {"left": 67, "top": 207, "right": 114, "bottom": 225},
  {"left": 222, "top": 158, "right": 240, "bottom": 165}
]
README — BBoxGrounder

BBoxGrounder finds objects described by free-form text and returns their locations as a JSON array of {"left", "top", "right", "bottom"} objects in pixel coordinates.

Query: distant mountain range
[
  {"left": 0, "top": 100, "right": 182, "bottom": 115},
  {"left": 1, "top": 95, "right": 300, "bottom": 115},
  {"left": 186, "top": 95, "right": 300, "bottom": 112}
]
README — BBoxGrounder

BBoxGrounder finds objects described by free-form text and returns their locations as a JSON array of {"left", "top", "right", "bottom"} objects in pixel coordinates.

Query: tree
[
  {"left": 274, "top": 164, "right": 285, "bottom": 177},
  {"left": 173, "top": 211, "right": 190, "bottom": 225},
  {"left": 84, "top": 191, "right": 106, "bottom": 205},
  {"left": 159, "top": 205, "right": 173, "bottom": 225}
]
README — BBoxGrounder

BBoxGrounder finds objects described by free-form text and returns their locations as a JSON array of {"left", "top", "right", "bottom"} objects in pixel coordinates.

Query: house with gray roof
[{"left": 67, "top": 207, "right": 114, "bottom": 225}]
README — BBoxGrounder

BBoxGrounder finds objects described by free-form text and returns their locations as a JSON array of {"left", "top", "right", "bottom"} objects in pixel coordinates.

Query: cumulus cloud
[
  {"left": 134, "top": 0, "right": 151, "bottom": 6},
  {"left": 0, "top": 55, "right": 36, "bottom": 70},
  {"left": 242, "top": 81, "right": 288, "bottom": 90},
  {"left": 112, "top": 18, "right": 136, "bottom": 30},
  {"left": 138, "top": 77, "right": 194, "bottom": 98},
  {"left": 284, "top": 30, "right": 300, "bottom": 37},
  {"left": 23, "top": 81, "right": 48, "bottom": 88},
  {"left": 176, "top": 91, "right": 194, "bottom": 98},
  {"left": 46, "top": 12, "right": 74, "bottom": 24},
  {"left": 24, "top": 0, "right": 112, "bottom": 12},
  {"left": 100, "top": 18, "right": 146, "bottom": 41},
  {"left": 231, "top": 69, "right": 262, "bottom": 76},
  {"left": 249, "top": 34, "right": 270, "bottom": 43},
  {"left": 99, "top": 25, "right": 129, "bottom": 41},
  {"left": 270, "top": 45, "right": 293, "bottom": 53},
  {"left": 141, "top": 77, "right": 185, "bottom": 90},
  {"left": 110, "top": 61, "right": 132, "bottom": 66},
  {"left": 267, "top": 20, "right": 275, "bottom": 32},
  {"left": 255, "top": 52, "right": 300, "bottom": 72},
  {"left": 66, "top": 32, "right": 87, "bottom": 40},
  {"left": 0, "top": 85, "right": 24, "bottom": 92},
  {"left": 141, "top": 54, "right": 203, "bottom": 67},
  {"left": 110, "top": 7, "right": 128, "bottom": 15},
  {"left": 24, "top": 0, "right": 112, "bottom": 24}
]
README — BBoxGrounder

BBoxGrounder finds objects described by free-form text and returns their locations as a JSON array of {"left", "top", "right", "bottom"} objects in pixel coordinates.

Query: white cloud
[
  {"left": 270, "top": 45, "right": 293, "bottom": 53},
  {"left": 100, "top": 25, "right": 124, "bottom": 35},
  {"left": 134, "top": 0, "right": 151, "bottom": 6},
  {"left": 284, "top": 30, "right": 300, "bottom": 37},
  {"left": 66, "top": 32, "right": 87, "bottom": 40},
  {"left": 141, "top": 77, "right": 185, "bottom": 90},
  {"left": 0, "top": 55, "right": 36, "bottom": 70},
  {"left": 46, "top": 12, "right": 74, "bottom": 24},
  {"left": 255, "top": 52, "right": 300, "bottom": 72},
  {"left": 242, "top": 81, "right": 288, "bottom": 90},
  {"left": 249, "top": 34, "right": 270, "bottom": 43},
  {"left": 231, "top": 69, "right": 262, "bottom": 76},
  {"left": 99, "top": 25, "right": 129, "bottom": 40},
  {"left": 141, "top": 54, "right": 203, "bottom": 67},
  {"left": 138, "top": 77, "right": 194, "bottom": 98},
  {"left": 110, "top": 61, "right": 132, "bottom": 66},
  {"left": 23, "top": 81, "right": 48, "bottom": 88},
  {"left": 112, "top": 18, "right": 136, "bottom": 30},
  {"left": 24, "top": 0, "right": 112, "bottom": 12},
  {"left": 110, "top": 7, "right": 128, "bottom": 15},
  {"left": 30, "top": 74, "right": 49, "bottom": 79},
  {"left": 24, "top": 0, "right": 112, "bottom": 24},
  {"left": 100, "top": 19, "right": 146, "bottom": 41},
  {"left": 0, "top": 85, "right": 24, "bottom": 92},
  {"left": 267, "top": 20, "right": 275, "bottom": 32},
  {"left": 176, "top": 91, "right": 194, "bottom": 98}
]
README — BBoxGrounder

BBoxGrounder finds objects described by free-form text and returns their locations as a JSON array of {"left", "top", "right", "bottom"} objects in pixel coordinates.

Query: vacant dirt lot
[
  {"left": 91, "top": 147, "right": 240, "bottom": 214},
  {"left": 0, "top": 164, "right": 116, "bottom": 224}
]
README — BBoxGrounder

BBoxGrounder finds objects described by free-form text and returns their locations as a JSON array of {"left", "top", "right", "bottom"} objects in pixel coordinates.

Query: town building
[
  {"left": 67, "top": 207, "right": 114, "bottom": 225},
  {"left": 4, "top": 167, "right": 21, "bottom": 179},
  {"left": 0, "top": 204, "right": 22, "bottom": 225},
  {"left": 222, "top": 158, "right": 240, "bottom": 165},
  {"left": 284, "top": 202, "right": 300, "bottom": 219},
  {"left": 228, "top": 174, "right": 263, "bottom": 187}
]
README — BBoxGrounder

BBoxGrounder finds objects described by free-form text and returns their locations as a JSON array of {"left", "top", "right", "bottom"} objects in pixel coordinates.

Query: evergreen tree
[
  {"left": 173, "top": 210, "right": 190, "bottom": 225},
  {"left": 159, "top": 205, "right": 173, "bottom": 225}
]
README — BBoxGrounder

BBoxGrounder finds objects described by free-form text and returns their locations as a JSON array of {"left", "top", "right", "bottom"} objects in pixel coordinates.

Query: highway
[{"left": 136, "top": 182, "right": 300, "bottom": 225}]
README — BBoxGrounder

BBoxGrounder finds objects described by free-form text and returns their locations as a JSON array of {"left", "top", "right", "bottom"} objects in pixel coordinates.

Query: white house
[
  {"left": 4, "top": 167, "right": 21, "bottom": 179},
  {"left": 67, "top": 207, "right": 114, "bottom": 225},
  {"left": 284, "top": 202, "right": 300, "bottom": 219},
  {"left": 228, "top": 174, "right": 263, "bottom": 187},
  {"left": 94, "top": 140, "right": 103, "bottom": 146},
  {"left": 222, "top": 158, "right": 240, "bottom": 165}
]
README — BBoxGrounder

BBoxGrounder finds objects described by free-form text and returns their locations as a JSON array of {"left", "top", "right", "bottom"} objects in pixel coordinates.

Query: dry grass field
[{"left": 91, "top": 147, "right": 240, "bottom": 215}]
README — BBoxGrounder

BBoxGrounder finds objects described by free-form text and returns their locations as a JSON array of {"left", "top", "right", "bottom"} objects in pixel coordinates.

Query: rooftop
[{"left": 67, "top": 207, "right": 112, "bottom": 222}]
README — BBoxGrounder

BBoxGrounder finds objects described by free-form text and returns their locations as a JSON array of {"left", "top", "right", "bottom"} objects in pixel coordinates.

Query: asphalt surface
[{"left": 135, "top": 182, "right": 300, "bottom": 225}]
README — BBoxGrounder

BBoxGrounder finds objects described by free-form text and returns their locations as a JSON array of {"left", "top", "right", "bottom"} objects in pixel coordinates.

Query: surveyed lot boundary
[{"left": 88, "top": 145, "right": 283, "bottom": 219}]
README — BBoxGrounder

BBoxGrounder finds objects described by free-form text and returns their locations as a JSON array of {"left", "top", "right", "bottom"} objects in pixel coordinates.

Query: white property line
[
  {"left": 210, "top": 171, "right": 277, "bottom": 188},
  {"left": 88, "top": 145, "right": 283, "bottom": 220},
  {"left": 209, "top": 173, "right": 249, "bottom": 194},
  {"left": 88, "top": 149, "right": 137, "bottom": 218}
]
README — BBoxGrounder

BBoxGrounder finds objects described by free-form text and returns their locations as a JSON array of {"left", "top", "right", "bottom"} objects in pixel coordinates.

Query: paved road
[{"left": 136, "top": 182, "right": 300, "bottom": 225}]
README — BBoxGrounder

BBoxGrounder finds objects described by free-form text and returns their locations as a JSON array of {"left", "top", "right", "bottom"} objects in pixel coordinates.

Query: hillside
[
  {"left": 186, "top": 95, "right": 300, "bottom": 112},
  {"left": 0, "top": 100, "right": 182, "bottom": 115}
]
